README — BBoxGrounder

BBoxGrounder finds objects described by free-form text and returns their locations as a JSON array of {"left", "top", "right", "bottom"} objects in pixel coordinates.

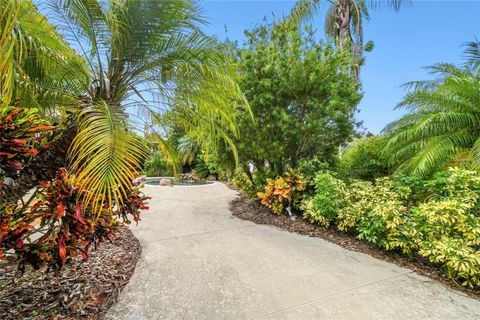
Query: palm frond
[
  {"left": 463, "top": 38, "right": 480, "bottom": 73},
  {"left": 69, "top": 100, "right": 148, "bottom": 211},
  {"left": 0, "top": 0, "right": 18, "bottom": 107},
  {"left": 368, "top": 0, "right": 410, "bottom": 11},
  {"left": 288, "top": 0, "right": 321, "bottom": 25},
  {"left": 384, "top": 46, "right": 480, "bottom": 175}
]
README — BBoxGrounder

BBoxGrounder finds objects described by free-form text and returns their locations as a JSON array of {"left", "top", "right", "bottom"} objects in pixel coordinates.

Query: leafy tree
[
  {"left": 289, "top": 0, "right": 407, "bottom": 79},
  {"left": 144, "top": 152, "right": 173, "bottom": 177},
  {"left": 383, "top": 40, "right": 480, "bottom": 176},
  {"left": 235, "top": 22, "right": 361, "bottom": 179}
]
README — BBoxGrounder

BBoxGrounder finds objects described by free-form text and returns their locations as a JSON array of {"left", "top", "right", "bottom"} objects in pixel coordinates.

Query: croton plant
[
  {"left": 0, "top": 106, "right": 54, "bottom": 194},
  {"left": 0, "top": 107, "right": 150, "bottom": 272},
  {"left": 257, "top": 168, "right": 305, "bottom": 214}
]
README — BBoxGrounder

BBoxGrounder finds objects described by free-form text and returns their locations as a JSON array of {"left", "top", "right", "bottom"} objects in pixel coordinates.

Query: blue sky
[{"left": 200, "top": 0, "right": 480, "bottom": 133}]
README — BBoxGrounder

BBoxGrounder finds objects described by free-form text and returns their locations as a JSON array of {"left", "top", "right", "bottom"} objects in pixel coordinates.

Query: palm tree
[
  {"left": 45, "top": 0, "right": 246, "bottom": 209},
  {"left": 2, "top": 0, "right": 246, "bottom": 211},
  {"left": 383, "top": 40, "right": 480, "bottom": 176},
  {"left": 289, "top": 0, "right": 406, "bottom": 79}
]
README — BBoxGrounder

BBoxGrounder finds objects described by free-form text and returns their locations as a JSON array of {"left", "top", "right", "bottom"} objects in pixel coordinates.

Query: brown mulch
[
  {"left": 230, "top": 193, "right": 480, "bottom": 300},
  {"left": 0, "top": 226, "right": 142, "bottom": 319}
]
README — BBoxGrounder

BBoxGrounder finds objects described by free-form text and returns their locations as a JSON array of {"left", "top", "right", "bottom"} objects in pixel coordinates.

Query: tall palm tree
[
  {"left": 289, "top": 0, "right": 406, "bottom": 79},
  {"left": 383, "top": 40, "right": 480, "bottom": 176}
]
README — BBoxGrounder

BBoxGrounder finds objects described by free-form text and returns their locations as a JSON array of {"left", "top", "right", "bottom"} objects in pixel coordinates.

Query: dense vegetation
[
  {"left": 234, "top": 22, "right": 361, "bottom": 179},
  {"left": 301, "top": 168, "right": 480, "bottom": 288}
]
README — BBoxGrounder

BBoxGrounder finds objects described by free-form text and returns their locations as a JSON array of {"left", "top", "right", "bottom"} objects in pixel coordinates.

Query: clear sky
[{"left": 199, "top": 0, "right": 480, "bottom": 134}]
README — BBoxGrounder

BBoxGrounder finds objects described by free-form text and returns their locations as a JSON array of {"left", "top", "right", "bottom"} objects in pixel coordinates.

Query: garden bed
[
  {"left": 0, "top": 226, "right": 141, "bottom": 319},
  {"left": 230, "top": 193, "right": 480, "bottom": 300}
]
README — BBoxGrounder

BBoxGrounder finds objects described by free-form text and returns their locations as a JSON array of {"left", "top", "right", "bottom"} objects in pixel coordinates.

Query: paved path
[{"left": 107, "top": 183, "right": 480, "bottom": 320}]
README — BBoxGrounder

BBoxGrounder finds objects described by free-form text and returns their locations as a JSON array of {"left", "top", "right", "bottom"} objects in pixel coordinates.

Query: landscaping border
[
  {"left": 0, "top": 226, "right": 141, "bottom": 319},
  {"left": 229, "top": 193, "right": 480, "bottom": 300}
]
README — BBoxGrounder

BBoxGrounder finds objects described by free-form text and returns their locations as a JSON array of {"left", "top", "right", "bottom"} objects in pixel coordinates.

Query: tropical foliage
[
  {"left": 0, "top": 107, "right": 54, "bottom": 196},
  {"left": 1, "top": 0, "right": 247, "bottom": 273},
  {"left": 144, "top": 151, "right": 174, "bottom": 177},
  {"left": 301, "top": 172, "right": 347, "bottom": 227},
  {"left": 47, "top": 0, "right": 246, "bottom": 210},
  {"left": 0, "top": 169, "right": 149, "bottom": 270},
  {"left": 384, "top": 41, "right": 480, "bottom": 176},
  {"left": 298, "top": 168, "right": 480, "bottom": 288},
  {"left": 1, "top": 0, "right": 84, "bottom": 108},
  {"left": 339, "top": 135, "right": 390, "bottom": 181},
  {"left": 257, "top": 169, "right": 304, "bottom": 214}
]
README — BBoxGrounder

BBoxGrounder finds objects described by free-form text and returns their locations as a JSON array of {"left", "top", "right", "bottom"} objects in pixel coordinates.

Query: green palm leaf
[
  {"left": 50, "top": 0, "right": 248, "bottom": 210},
  {"left": 384, "top": 40, "right": 480, "bottom": 175}
]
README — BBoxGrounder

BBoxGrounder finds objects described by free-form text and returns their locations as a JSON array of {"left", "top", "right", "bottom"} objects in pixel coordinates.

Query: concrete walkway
[{"left": 107, "top": 183, "right": 480, "bottom": 320}]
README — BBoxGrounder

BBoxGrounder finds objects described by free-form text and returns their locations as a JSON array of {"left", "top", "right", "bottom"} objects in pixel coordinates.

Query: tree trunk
[
  {"left": 1, "top": 122, "right": 76, "bottom": 206},
  {"left": 335, "top": 0, "right": 352, "bottom": 51},
  {"left": 242, "top": 163, "right": 254, "bottom": 183}
]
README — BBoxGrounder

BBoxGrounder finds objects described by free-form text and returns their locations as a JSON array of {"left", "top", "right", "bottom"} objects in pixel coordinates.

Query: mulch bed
[
  {"left": 0, "top": 226, "right": 142, "bottom": 319},
  {"left": 230, "top": 193, "right": 480, "bottom": 300}
]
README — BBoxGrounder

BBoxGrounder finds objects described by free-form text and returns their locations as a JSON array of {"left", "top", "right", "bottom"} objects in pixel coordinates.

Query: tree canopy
[{"left": 234, "top": 22, "right": 361, "bottom": 177}]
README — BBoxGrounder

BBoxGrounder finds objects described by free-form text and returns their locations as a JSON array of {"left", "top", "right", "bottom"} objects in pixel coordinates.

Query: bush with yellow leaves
[{"left": 257, "top": 169, "right": 304, "bottom": 214}]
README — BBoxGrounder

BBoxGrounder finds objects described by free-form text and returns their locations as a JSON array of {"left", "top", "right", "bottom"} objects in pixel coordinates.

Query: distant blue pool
[{"left": 145, "top": 178, "right": 214, "bottom": 186}]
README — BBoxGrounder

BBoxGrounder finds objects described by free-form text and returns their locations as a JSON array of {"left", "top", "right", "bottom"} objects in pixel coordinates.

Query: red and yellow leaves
[
  {"left": 1, "top": 168, "right": 149, "bottom": 270},
  {"left": 58, "top": 232, "right": 67, "bottom": 263},
  {"left": 26, "top": 125, "right": 55, "bottom": 133},
  {"left": 0, "top": 107, "right": 54, "bottom": 178},
  {"left": 258, "top": 169, "right": 304, "bottom": 215},
  {"left": 56, "top": 204, "right": 66, "bottom": 218}
]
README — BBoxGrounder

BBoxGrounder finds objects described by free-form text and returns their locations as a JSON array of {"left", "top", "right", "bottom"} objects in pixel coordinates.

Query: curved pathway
[{"left": 107, "top": 183, "right": 480, "bottom": 320}]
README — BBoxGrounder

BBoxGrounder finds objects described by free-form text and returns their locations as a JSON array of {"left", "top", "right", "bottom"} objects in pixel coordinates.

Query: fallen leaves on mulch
[
  {"left": 0, "top": 226, "right": 142, "bottom": 319},
  {"left": 230, "top": 193, "right": 480, "bottom": 300}
]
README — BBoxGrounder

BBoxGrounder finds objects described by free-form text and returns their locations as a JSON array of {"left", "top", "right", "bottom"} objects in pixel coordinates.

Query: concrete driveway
[{"left": 106, "top": 182, "right": 480, "bottom": 320}]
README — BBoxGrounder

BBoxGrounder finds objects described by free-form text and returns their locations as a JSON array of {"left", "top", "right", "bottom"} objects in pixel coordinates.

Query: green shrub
[
  {"left": 353, "top": 178, "right": 409, "bottom": 248},
  {"left": 298, "top": 158, "right": 336, "bottom": 190},
  {"left": 301, "top": 167, "right": 480, "bottom": 288},
  {"left": 144, "top": 151, "right": 173, "bottom": 177},
  {"left": 232, "top": 169, "right": 258, "bottom": 198},
  {"left": 301, "top": 173, "right": 346, "bottom": 227},
  {"left": 339, "top": 136, "right": 390, "bottom": 181},
  {"left": 407, "top": 169, "right": 480, "bottom": 288}
]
